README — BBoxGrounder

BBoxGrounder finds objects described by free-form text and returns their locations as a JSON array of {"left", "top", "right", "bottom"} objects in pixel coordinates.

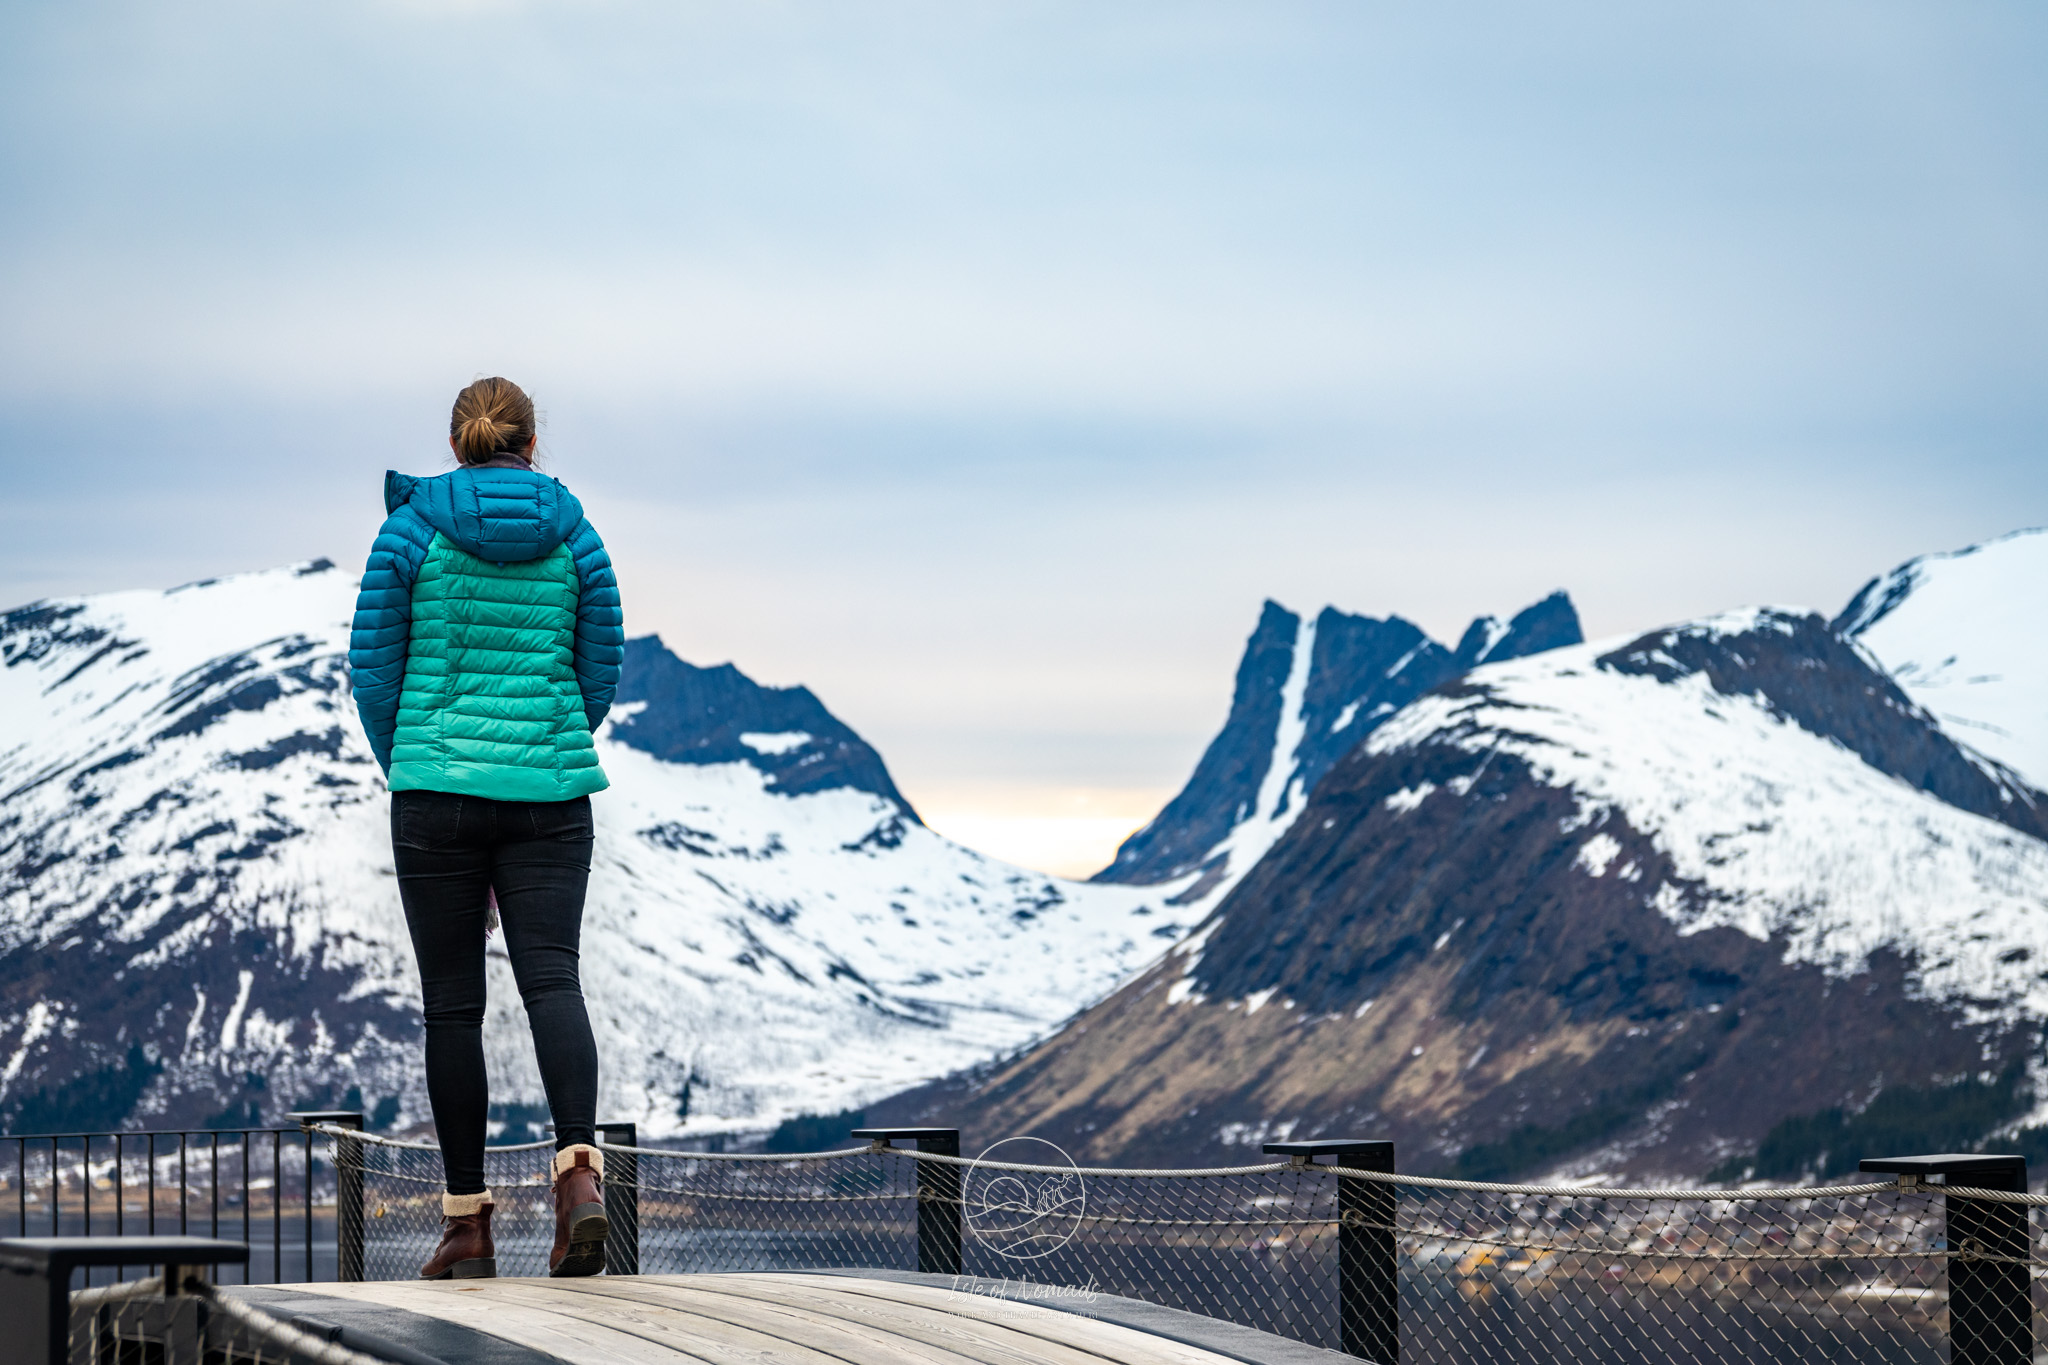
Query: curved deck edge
[{"left": 795, "top": 1268, "right": 1355, "bottom": 1365}]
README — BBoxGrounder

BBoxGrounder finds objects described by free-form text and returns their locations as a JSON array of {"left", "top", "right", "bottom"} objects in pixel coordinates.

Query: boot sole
[
  {"left": 550, "top": 1204, "right": 609, "bottom": 1277},
  {"left": 422, "top": 1257, "right": 496, "bottom": 1280}
]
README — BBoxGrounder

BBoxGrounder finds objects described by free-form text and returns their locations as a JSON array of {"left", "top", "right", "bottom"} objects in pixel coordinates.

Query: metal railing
[
  {"left": 1, "top": 1113, "right": 379, "bottom": 1286},
  {"left": 304, "top": 1117, "right": 2038, "bottom": 1364},
  {"left": 13, "top": 1111, "right": 2040, "bottom": 1364}
]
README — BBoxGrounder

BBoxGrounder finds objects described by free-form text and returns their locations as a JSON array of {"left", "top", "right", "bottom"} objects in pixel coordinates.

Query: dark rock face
[
  {"left": 871, "top": 610, "right": 2040, "bottom": 1177},
  {"left": 1095, "top": 592, "right": 1583, "bottom": 886},
  {"left": 611, "top": 636, "right": 919, "bottom": 819},
  {"left": 1453, "top": 590, "right": 1583, "bottom": 669},
  {"left": 1093, "top": 602, "right": 1301, "bottom": 885}
]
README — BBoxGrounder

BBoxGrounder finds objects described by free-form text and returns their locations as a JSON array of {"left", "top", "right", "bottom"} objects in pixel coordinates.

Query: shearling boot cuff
[
  {"left": 443, "top": 1190, "right": 494, "bottom": 1217},
  {"left": 552, "top": 1143, "right": 604, "bottom": 1180}
]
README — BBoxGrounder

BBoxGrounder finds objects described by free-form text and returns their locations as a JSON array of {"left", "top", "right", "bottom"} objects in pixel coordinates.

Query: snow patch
[
  {"left": 219, "top": 970, "right": 255, "bottom": 1053},
  {"left": 1384, "top": 783, "right": 1436, "bottom": 814},
  {"left": 739, "top": 732, "right": 812, "bottom": 756},
  {"left": 1576, "top": 833, "right": 1623, "bottom": 877}
]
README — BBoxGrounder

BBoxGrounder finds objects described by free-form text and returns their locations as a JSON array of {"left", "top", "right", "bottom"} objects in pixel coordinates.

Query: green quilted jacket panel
[{"left": 387, "top": 533, "right": 610, "bottom": 801}]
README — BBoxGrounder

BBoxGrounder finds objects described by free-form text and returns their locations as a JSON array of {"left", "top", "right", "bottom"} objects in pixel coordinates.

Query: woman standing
[{"left": 349, "top": 377, "right": 624, "bottom": 1279}]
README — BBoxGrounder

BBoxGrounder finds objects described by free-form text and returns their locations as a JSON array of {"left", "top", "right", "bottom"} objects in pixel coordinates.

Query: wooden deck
[{"left": 233, "top": 1271, "right": 1342, "bottom": 1365}]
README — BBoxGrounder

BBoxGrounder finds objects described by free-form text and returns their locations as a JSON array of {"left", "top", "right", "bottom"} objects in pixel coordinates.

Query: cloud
[{"left": 3, "top": 0, "right": 2046, "bottom": 805}]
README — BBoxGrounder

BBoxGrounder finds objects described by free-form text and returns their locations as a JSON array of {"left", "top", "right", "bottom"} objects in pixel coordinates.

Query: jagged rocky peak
[
  {"left": 1451, "top": 589, "right": 1581, "bottom": 669},
  {"left": 1093, "top": 589, "right": 1582, "bottom": 890},
  {"left": 610, "top": 636, "right": 919, "bottom": 820}
]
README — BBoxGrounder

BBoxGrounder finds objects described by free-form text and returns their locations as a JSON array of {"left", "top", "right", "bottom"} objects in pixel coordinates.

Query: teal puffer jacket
[{"left": 348, "top": 466, "right": 624, "bottom": 801}]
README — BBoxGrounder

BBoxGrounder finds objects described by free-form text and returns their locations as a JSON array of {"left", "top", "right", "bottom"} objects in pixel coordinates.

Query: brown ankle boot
[
  {"left": 548, "top": 1144, "right": 609, "bottom": 1277},
  {"left": 420, "top": 1191, "right": 496, "bottom": 1279}
]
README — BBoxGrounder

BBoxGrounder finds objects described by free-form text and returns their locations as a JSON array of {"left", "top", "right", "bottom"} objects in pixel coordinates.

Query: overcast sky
[{"left": 4, "top": 1, "right": 2045, "bottom": 873}]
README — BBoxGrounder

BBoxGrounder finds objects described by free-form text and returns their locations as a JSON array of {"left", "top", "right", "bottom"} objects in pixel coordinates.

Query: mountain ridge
[
  {"left": 869, "top": 539, "right": 2048, "bottom": 1178},
  {"left": 0, "top": 560, "right": 1175, "bottom": 1137}
]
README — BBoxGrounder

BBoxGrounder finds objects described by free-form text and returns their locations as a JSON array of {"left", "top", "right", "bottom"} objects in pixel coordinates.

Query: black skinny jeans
[{"left": 392, "top": 790, "right": 599, "bottom": 1195}]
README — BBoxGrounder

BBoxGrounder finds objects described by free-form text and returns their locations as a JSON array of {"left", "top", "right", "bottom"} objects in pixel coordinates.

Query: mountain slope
[
  {"left": 1093, "top": 592, "right": 1582, "bottom": 897},
  {"left": 1836, "top": 526, "right": 2048, "bottom": 792},
  {"left": 0, "top": 562, "right": 1171, "bottom": 1136},
  {"left": 874, "top": 604, "right": 2048, "bottom": 1177}
]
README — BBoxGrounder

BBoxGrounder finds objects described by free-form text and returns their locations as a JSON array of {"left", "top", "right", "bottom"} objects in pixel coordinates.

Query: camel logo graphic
[{"left": 962, "top": 1136, "right": 1087, "bottom": 1260}]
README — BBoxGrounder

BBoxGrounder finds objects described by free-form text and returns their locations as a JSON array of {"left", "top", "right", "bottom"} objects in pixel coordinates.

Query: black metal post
[
  {"left": 271, "top": 1130, "right": 281, "bottom": 1284},
  {"left": 853, "top": 1128, "right": 962, "bottom": 1275},
  {"left": 1861, "top": 1153, "right": 2030, "bottom": 1365},
  {"left": 293, "top": 1111, "right": 364, "bottom": 1282},
  {"left": 241, "top": 1133, "right": 252, "bottom": 1284},
  {"left": 596, "top": 1122, "right": 641, "bottom": 1276},
  {"left": 0, "top": 1236, "right": 248, "bottom": 1365},
  {"left": 1268, "top": 1140, "right": 1398, "bottom": 1364}
]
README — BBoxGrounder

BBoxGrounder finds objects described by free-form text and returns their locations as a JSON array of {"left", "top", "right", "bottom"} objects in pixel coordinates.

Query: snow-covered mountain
[
  {"left": 1836, "top": 526, "right": 2048, "bottom": 792},
  {"left": 875, "top": 538, "right": 2048, "bottom": 1179},
  {"left": 0, "top": 561, "right": 1175, "bottom": 1138},
  {"left": 1094, "top": 592, "right": 1580, "bottom": 896}
]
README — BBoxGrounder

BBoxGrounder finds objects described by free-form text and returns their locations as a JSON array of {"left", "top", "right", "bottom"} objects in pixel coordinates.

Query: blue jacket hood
[{"left": 383, "top": 467, "right": 585, "bottom": 562}]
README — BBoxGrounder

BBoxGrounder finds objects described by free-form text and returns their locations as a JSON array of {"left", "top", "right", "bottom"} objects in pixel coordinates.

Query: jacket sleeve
[
  {"left": 567, "top": 517, "right": 625, "bottom": 733},
  {"left": 348, "top": 509, "right": 435, "bottom": 772}
]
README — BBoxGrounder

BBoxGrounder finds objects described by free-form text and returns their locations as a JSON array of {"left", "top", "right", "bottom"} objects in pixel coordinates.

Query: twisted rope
[
  {"left": 201, "top": 1286, "right": 395, "bottom": 1365},
  {"left": 68, "top": 1277, "right": 167, "bottom": 1311}
]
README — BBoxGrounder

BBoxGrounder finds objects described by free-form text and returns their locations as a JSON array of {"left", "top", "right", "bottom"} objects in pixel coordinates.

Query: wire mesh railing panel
[
  {"left": 349, "top": 1136, "right": 557, "bottom": 1279},
  {"left": 1383, "top": 1182, "right": 1946, "bottom": 1365},
  {"left": 10, "top": 1130, "right": 326, "bottom": 1284},
  {"left": 951, "top": 1162, "right": 1339, "bottom": 1347},
  {"left": 633, "top": 1149, "right": 917, "bottom": 1273}
]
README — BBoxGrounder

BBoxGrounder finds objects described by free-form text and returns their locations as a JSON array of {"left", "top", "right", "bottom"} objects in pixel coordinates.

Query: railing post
[
  {"left": 1268, "top": 1139, "right": 1397, "bottom": 1364},
  {"left": 852, "top": 1128, "right": 962, "bottom": 1275},
  {"left": 291, "top": 1111, "right": 363, "bottom": 1282},
  {"left": 596, "top": 1122, "right": 640, "bottom": 1276},
  {"left": 1861, "top": 1152, "right": 2030, "bottom": 1365},
  {"left": 0, "top": 1236, "right": 248, "bottom": 1365}
]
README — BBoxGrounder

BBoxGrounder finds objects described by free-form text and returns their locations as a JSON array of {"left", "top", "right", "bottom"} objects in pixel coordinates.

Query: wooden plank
[
  {"left": 549, "top": 1276, "right": 1103, "bottom": 1365},
  {"left": 444, "top": 1278, "right": 868, "bottom": 1365},
  {"left": 284, "top": 1281, "right": 717, "bottom": 1364},
  {"left": 734, "top": 1274, "right": 1243, "bottom": 1365},
  {"left": 601, "top": 1276, "right": 1125, "bottom": 1365},
  {"left": 288, "top": 1273, "right": 1253, "bottom": 1365},
  {"left": 540, "top": 1278, "right": 994, "bottom": 1365}
]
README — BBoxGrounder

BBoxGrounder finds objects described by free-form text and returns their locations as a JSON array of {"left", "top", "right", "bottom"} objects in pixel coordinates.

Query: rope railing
[
  {"left": 306, "top": 1123, "right": 1945, "bottom": 1198},
  {"left": 196, "top": 1285, "right": 396, "bottom": 1365}
]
